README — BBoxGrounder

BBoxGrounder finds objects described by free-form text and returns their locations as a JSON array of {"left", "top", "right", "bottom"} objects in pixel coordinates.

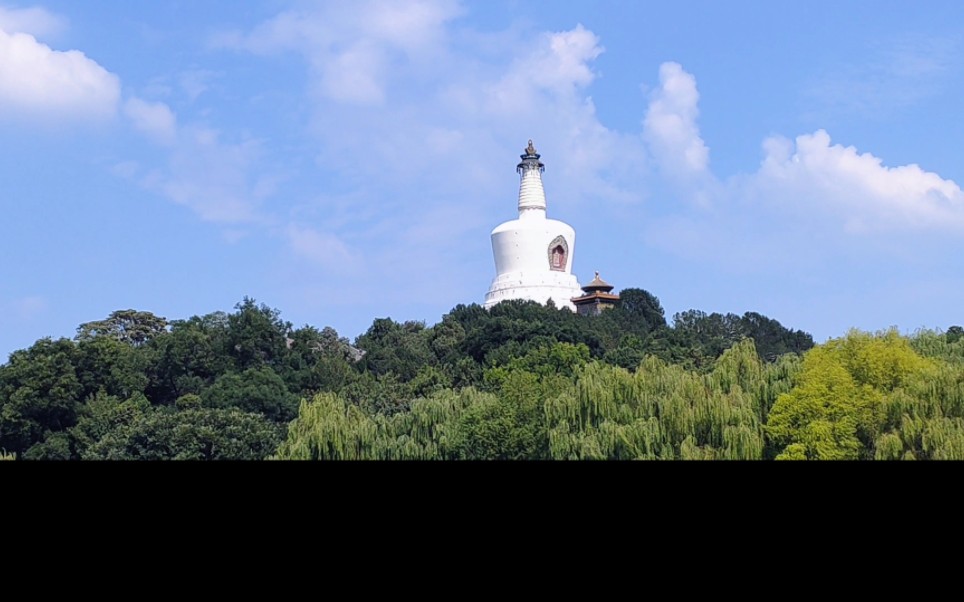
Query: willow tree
[
  {"left": 545, "top": 340, "right": 774, "bottom": 460},
  {"left": 873, "top": 359, "right": 964, "bottom": 460},
  {"left": 910, "top": 329, "right": 964, "bottom": 365},
  {"left": 275, "top": 389, "right": 495, "bottom": 460}
]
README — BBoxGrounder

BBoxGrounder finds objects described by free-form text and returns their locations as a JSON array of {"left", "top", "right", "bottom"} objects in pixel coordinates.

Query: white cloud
[
  {"left": 115, "top": 78, "right": 282, "bottom": 226},
  {"left": 365, "top": 0, "right": 459, "bottom": 52},
  {"left": 119, "top": 126, "right": 277, "bottom": 224},
  {"left": 0, "top": 5, "right": 66, "bottom": 39},
  {"left": 492, "top": 24, "right": 602, "bottom": 104},
  {"left": 752, "top": 129, "right": 964, "bottom": 232},
  {"left": 0, "top": 29, "right": 120, "bottom": 118},
  {"left": 300, "top": 19, "right": 647, "bottom": 211},
  {"left": 124, "top": 97, "right": 177, "bottom": 145},
  {"left": 637, "top": 61, "right": 964, "bottom": 234},
  {"left": 213, "top": 0, "right": 463, "bottom": 105},
  {"left": 643, "top": 62, "right": 709, "bottom": 178}
]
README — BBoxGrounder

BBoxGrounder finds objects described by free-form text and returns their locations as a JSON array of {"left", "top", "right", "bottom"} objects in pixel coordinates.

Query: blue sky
[{"left": 2, "top": 1, "right": 964, "bottom": 360}]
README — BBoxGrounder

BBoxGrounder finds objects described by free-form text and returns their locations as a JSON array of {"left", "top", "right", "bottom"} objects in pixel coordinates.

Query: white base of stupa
[{"left": 484, "top": 270, "right": 584, "bottom": 311}]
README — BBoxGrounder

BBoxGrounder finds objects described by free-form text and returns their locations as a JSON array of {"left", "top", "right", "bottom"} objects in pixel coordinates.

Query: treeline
[
  {"left": 0, "top": 288, "right": 842, "bottom": 460},
  {"left": 280, "top": 330, "right": 964, "bottom": 460}
]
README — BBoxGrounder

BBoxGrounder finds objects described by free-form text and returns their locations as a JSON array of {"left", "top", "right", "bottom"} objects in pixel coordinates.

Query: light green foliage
[
  {"left": 911, "top": 328, "right": 964, "bottom": 365},
  {"left": 276, "top": 389, "right": 483, "bottom": 460},
  {"left": 545, "top": 347, "right": 771, "bottom": 460},
  {"left": 874, "top": 433, "right": 905, "bottom": 461},
  {"left": 767, "top": 348, "right": 877, "bottom": 460},
  {"left": 768, "top": 329, "right": 944, "bottom": 460},
  {"left": 274, "top": 393, "right": 375, "bottom": 460},
  {"left": 276, "top": 374, "right": 555, "bottom": 460},
  {"left": 920, "top": 418, "right": 964, "bottom": 460},
  {"left": 710, "top": 339, "right": 799, "bottom": 422}
]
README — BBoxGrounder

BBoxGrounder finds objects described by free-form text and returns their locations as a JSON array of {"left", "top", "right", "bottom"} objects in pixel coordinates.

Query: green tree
[
  {"left": 276, "top": 389, "right": 486, "bottom": 460},
  {"left": 339, "top": 371, "right": 412, "bottom": 416},
  {"left": 146, "top": 312, "right": 232, "bottom": 405},
  {"left": 355, "top": 318, "right": 435, "bottom": 381},
  {"left": 23, "top": 432, "right": 73, "bottom": 460},
  {"left": 910, "top": 328, "right": 964, "bottom": 365},
  {"left": 275, "top": 393, "right": 381, "bottom": 460},
  {"left": 408, "top": 365, "right": 452, "bottom": 399},
  {"left": 601, "top": 335, "right": 649, "bottom": 370},
  {"left": 605, "top": 287, "right": 667, "bottom": 338},
  {"left": 501, "top": 342, "right": 590, "bottom": 378},
  {"left": 546, "top": 351, "right": 768, "bottom": 460},
  {"left": 75, "top": 336, "right": 150, "bottom": 401},
  {"left": 202, "top": 367, "right": 299, "bottom": 422},
  {"left": 226, "top": 298, "right": 291, "bottom": 371},
  {"left": 0, "top": 338, "right": 82, "bottom": 457},
  {"left": 448, "top": 300, "right": 602, "bottom": 364},
  {"left": 452, "top": 368, "right": 553, "bottom": 460},
  {"left": 76, "top": 309, "right": 168, "bottom": 347},
  {"left": 766, "top": 330, "right": 938, "bottom": 460},
  {"left": 85, "top": 407, "right": 284, "bottom": 460},
  {"left": 739, "top": 312, "right": 814, "bottom": 361}
]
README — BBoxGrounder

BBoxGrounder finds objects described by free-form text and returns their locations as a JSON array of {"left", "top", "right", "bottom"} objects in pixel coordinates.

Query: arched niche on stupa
[{"left": 548, "top": 235, "right": 568, "bottom": 272}]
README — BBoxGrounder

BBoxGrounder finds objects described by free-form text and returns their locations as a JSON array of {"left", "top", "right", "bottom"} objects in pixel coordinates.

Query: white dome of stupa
[{"left": 483, "top": 141, "right": 584, "bottom": 310}]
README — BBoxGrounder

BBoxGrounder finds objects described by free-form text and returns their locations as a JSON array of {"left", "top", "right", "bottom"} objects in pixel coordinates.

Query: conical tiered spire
[{"left": 517, "top": 140, "right": 547, "bottom": 216}]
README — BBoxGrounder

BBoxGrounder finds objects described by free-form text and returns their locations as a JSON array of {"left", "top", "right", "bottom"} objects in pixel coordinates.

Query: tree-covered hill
[{"left": 6, "top": 290, "right": 958, "bottom": 460}]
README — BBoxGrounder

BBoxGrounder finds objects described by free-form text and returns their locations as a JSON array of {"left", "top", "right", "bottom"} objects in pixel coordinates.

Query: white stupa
[{"left": 484, "top": 141, "right": 584, "bottom": 310}]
